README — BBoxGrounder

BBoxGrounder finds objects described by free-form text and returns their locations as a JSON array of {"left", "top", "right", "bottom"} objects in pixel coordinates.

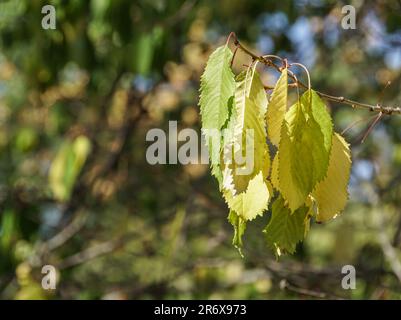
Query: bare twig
[
  {"left": 42, "top": 211, "right": 89, "bottom": 252},
  {"left": 280, "top": 279, "right": 344, "bottom": 300},
  {"left": 26, "top": 211, "right": 89, "bottom": 268},
  {"left": 341, "top": 114, "right": 378, "bottom": 135},
  {"left": 58, "top": 239, "right": 122, "bottom": 269},
  {"left": 229, "top": 32, "right": 401, "bottom": 115},
  {"left": 360, "top": 112, "right": 383, "bottom": 143}
]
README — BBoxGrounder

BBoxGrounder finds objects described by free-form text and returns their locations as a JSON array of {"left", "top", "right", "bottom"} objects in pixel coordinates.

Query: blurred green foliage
[{"left": 1, "top": 0, "right": 401, "bottom": 299}]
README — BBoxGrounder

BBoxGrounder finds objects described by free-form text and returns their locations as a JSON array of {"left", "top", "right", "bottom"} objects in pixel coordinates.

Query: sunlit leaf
[
  {"left": 199, "top": 45, "right": 235, "bottom": 186},
  {"left": 225, "top": 171, "right": 270, "bottom": 221},
  {"left": 312, "top": 133, "right": 351, "bottom": 222},
  {"left": 266, "top": 68, "right": 287, "bottom": 146},
  {"left": 278, "top": 90, "right": 333, "bottom": 211},
  {"left": 228, "top": 210, "right": 246, "bottom": 255},
  {"left": 222, "top": 70, "right": 270, "bottom": 195}
]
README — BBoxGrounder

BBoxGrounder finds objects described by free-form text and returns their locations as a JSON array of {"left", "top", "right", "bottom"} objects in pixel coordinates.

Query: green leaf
[
  {"left": 49, "top": 135, "right": 92, "bottom": 202},
  {"left": 221, "top": 70, "right": 271, "bottom": 250},
  {"left": 199, "top": 45, "right": 235, "bottom": 131},
  {"left": 0, "top": 208, "right": 17, "bottom": 252},
  {"left": 199, "top": 45, "right": 235, "bottom": 186},
  {"left": 228, "top": 210, "right": 246, "bottom": 255},
  {"left": 134, "top": 33, "right": 154, "bottom": 76},
  {"left": 232, "top": 70, "right": 267, "bottom": 149},
  {"left": 278, "top": 90, "right": 333, "bottom": 211},
  {"left": 222, "top": 69, "right": 270, "bottom": 195},
  {"left": 264, "top": 196, "right": 309, "bottom": 256},
  {"left": 266, "top": 68, "right": 287, "bottom": 146},
  {"left": 305, "top": 90, "right": 333, "bottom": 163}
]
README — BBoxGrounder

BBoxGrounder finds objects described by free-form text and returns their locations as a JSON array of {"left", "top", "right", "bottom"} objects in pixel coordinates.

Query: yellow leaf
[
  {"left": 248, "top": 67, "right": 268, "bottom": 118},
  {"left": 49, "top": 135, "right": 92, "bottom": 202},
  {"left": 278, "top": 103, "right": 308, "bottom": 210},
  {"left": 222, "top": 70, "right": 270, "bottom": 195},
  {"left": 224, "top": 171, "right": 270, "bottom": 221},
  {"left": 312, "top": 133, "right": 351, "bottom": 222},
  {"left": 266, "top": 68, "right": 287, "bottom": 146},
  {"left": 278, "top": 91, "right": 333, "bottom": 211}
]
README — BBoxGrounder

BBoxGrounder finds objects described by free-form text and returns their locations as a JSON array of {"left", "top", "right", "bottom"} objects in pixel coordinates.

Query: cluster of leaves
[{"left": 199, "top": 44, "right": 352, "bottom": 256}]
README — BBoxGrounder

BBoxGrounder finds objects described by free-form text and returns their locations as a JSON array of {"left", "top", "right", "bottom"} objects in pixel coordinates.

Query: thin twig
[
  {"left": 229, "top": 32, "right": 401, "bottom": 115},
  {"left": 42, "top": 211, "right": 89, "bottom": 252},
  {"left": 360, "top": 112, "right": 383, "bottom": 143},
  {"left": 57, "top": 239, "right": 122, "bottom": 269},
  {"left": 27, "top": 211, "right": 89, "bottom": 268},
  {"left": 341, "top": 114, "right": 378, "bottom": 135},
  {"left": 280, "top": 279, "right": 344, "bottom": 300}
]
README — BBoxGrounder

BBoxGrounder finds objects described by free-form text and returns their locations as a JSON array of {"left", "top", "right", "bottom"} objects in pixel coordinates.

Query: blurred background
[{"left": 1, "top": 0, "right": 401, "bottom": 299}]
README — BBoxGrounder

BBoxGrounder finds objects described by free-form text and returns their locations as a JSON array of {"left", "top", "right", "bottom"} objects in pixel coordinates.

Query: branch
[
  {"left": 279, "top": 279, "right": 344, "bottom": 300},
  {"left": 57, "top": 239, "right": 122, "bottom": 269},
  {"left": 41, "top": 211, "right": 89, "bottom": 252},
  {"left": 229, "top": 32, "right": 401, "bottom": 115},
  {"left": 57, "top": 233, "right": 138, "bottom": 269}
]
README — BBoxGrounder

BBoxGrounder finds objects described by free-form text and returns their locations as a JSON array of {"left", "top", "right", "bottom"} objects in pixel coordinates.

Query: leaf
[
  {"left": 222, "top": 69, "right": 270, "bottom": 195},
  {"left": 73, "top": 135, "right": 92, "bottom": 168},
  {"left": 199, "top": 45, "right": 235, "bottom": 185},
  {"left": 248, "top": 67, "right": 268, "bottom": 118},
  {"left": 266, "top": 68, "right": 287, "bottom": 146},
  {"left": 264, "top": 196, "right": 309, "bottom": 256},
  {"left": 0, "top": 208, "right": 16, "bottom": 251},
  {"left": 49, "top": 135, "right": 92, "bottom": 202},
  {"left": 277, "top": 103, "right": 311, "bottom": 210},
  {"left": 312, "top": 133, "right": 352, "bottom": 222},
  {"left": 228, "top": 210, "right": 246, "bottom": 255},
  {"left": 306, "top": 90, "right": 333, "bottom": 162},
  {"left": 209, "top": 96, "right": 236, "bottom": 188},
  {"left": 221, "top": 71, "right": 271, "bottom": 244},
  {"left": 199, "top": 45, "right": 235, "bottom": 137},
  {"left": 134, "top": 32, "right": 155, "bottom": 75},
  {"left": 278, "top": 90, "right": 333, "bottom": 211},
  {"left": 225, "top": 171, "right": 270, "bottom": 221},
  {"left": 232, "top": 71, "right": 266, "bottom": 150}
]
